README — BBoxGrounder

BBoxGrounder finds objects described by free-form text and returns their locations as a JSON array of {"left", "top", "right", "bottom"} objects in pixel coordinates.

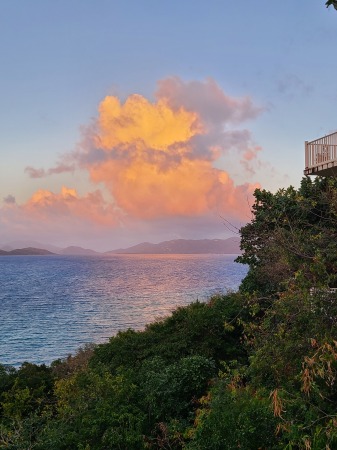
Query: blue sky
[{"left": 1, "top": 0, "right": 337, "bottom": 250}]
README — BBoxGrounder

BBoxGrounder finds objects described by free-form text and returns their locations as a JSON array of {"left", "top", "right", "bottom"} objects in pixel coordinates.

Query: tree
[
  {"left": 187, "top": 381, "right": 278, "bottom": 450},
  {"left": 326, "top": 0, "right": 337, "bottom": 10},
  {"left": 237, "top": 177, "right": 337, "bottom": 296}
]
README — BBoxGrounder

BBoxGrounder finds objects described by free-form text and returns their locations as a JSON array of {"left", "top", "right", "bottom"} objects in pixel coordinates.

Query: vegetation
[
  {"left": 2, "top": 176, "right": 337, "bottom": 449},
  {"left": 326, "top": 0, "right": 337, "bottom": 10}
]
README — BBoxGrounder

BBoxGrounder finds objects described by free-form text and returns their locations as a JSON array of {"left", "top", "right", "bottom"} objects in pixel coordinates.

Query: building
[{"left": 304, "top": 131, "right": 337, "bottom": 176}]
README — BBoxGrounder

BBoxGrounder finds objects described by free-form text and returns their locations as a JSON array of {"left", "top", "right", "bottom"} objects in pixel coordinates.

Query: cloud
[
  {"left": 277, "top": 74, "right": 313, "bottom": 99},
  {"left": 25, "top": 167, "right": 46, "bottom": 178},
  {"left": 156, "top": 77, "right": 262, "bottom": 126},
  {"left": 76, "top": 77, "right": 262, "bottom": 221},
  {"left": 25, "top": 163, "right": 75, "bottom": 178},
  {"left": 0, "top": 186, "right": 124, "bottom": 248},
  {"left": 48, "top": 163, "right": 75, "bottom": 176},
  {"left": 3, "top": 194, "right": 16, "bottom": 205},
  {"left": 11, "top": 77, "right": 265, "bottom": 246},
  {"left": 23, "top": 186, "right": 120, "bottom": 226},
  {"left": 239, "top": 145, "right": 263, "bottom": 176}
]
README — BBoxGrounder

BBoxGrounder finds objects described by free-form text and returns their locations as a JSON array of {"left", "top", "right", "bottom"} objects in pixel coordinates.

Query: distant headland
[{"left": 0, "top": 247, "right": 54, "bottom": 256}]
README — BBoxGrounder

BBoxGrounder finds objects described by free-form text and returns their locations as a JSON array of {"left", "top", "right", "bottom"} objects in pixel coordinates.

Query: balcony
[{"left": 304, "top": 131, "right": 337, "bottom": 176}]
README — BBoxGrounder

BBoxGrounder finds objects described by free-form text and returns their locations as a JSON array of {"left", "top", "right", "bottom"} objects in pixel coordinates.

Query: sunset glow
[
  {"left": 79, "top": 78, "right": 261, "bottom": 221},
  {"left": 0, "top": 77, "right": 263, "bottom": 247},
  {"left": 96, "top": 95, "right": 202, "bottom": 151},
  {"left": 2, "top": 1, "right": 333, "bottom": 250}
]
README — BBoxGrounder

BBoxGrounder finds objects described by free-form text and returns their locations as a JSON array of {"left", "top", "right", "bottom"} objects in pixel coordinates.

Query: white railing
[
  {"left": 310, "top": 287, "right": 337, "bottom": 296},
  {"left": 305, "top": 131, "right": 337, "bottom": 169}
]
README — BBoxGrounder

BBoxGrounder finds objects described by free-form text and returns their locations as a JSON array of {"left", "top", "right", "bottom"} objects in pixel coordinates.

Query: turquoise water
[{"left": 0, "top": 254, "right": 247, "bottom": 366}]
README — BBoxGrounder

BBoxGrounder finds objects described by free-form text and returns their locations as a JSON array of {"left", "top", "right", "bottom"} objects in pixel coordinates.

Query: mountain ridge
[
  {"left": 0, "top": 238, "right": 241, "bottom": 255},
  {"left": 0, "top": 247, "right": 55, "bottom": 256},
  {"left": 106, "top": 237, "right": 241, "bottom": 254}
]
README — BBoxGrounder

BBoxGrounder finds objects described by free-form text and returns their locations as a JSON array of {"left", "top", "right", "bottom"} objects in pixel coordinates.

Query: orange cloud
[
  {"left": 242, "top": 146, "right": 262, "bottom": 161},
  {"left": 24, "top": 186, "right": 120, "bottom": 226},
  {"left": 18, "top": 77, "right": 263, "bottom": 238},
  {"left": 96, "top": 94, "right": 203, "bottom": 151},
  {"left": 78, "top": 78, "right": 262, "bottom": 221},
  {"left": 0, "top": 187, "right": 124, "bottom": 248},
  {"left": 89, "top": 157, "right": 256, "bottom": 220}
]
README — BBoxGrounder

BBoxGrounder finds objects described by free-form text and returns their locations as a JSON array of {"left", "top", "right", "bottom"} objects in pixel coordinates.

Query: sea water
[{"left": 0, "top": 254, "right": 247, "bottom": 366}]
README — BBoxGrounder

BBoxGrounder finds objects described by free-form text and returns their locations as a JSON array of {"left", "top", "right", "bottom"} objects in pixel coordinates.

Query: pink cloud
[
  {"left": 23, "top": 186, "right": 121, "bottom": 226},
  {"left": 11, "top": 77, "right": 266, "bottom": 246},
  {"left": 156, "top": 77, "right": 263, "bottom": 127},
  {"left": 25, "top": 163, "right": 75, "bottom": 178},
  {"left": 3, "top": 194, "right": 16, "bottom": 205},
  {"left": 25, "top": 167, "right": 46, "bottom": 178},
  {"left": 73, "top": 77, "right": 264, "bottom": 221}
]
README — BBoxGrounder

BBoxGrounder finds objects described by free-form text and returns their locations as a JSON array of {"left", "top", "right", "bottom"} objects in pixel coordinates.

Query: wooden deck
[{"left": 304, "top": 131, "right": 337, "bottom": 176}]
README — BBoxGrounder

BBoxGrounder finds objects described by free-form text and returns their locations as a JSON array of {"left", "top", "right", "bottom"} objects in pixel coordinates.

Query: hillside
[
  {"left": 0, "top": 247, "right": 55, "bottom": 256},
  {"left": 0, "top": 242, "right": 99, "bottom": 256},
  {"left": 107, "top": 237, "right": 241, "bottom": 254},
  {"left": 0, "top": 240, "right": 63, "bottom": 253},
  {"left": 60, "top": 246, "right": 100, "bottom": 256},
  {"left": 0, "top": 238, "right": 241, "bottom": 255}
]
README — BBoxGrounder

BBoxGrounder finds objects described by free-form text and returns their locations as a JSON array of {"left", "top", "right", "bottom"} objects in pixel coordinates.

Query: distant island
[
  {"left": 0, "top": 247, "right": 55, "bottom": 256},
  {"left": 0, "top": 237, "right": 241, "bottom": 256},
  {"left": 106, "top": 237, "right": 241, "bottom": 254}
]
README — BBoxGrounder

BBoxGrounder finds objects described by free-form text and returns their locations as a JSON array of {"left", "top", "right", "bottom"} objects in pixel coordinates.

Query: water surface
[{"left": 0, "top": 254, "right": 247, "bottom": 366}]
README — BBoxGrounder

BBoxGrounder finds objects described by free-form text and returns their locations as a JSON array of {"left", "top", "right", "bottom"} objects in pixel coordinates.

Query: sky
[{"left": 1, "top": 0, "right": 337, "bottom": 251}]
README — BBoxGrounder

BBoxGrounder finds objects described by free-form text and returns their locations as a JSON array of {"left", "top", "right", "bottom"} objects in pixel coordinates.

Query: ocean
[{"left": 0, "top": 254, "right": 247, "bottom": 367}]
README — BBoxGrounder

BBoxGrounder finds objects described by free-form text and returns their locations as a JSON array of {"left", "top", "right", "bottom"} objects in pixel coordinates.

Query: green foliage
[
  {"left": 0, "top": 362, "right": 54, "bottom": 420},
  {"left": 234, "top": 178, "right": 337, "bottom": 448},
  {"left": 41, "top": 367, "right": 145, "bottom": 449},
  {"left": 51, "top": 343, "right": 96, "bottom": 379},
  {"left": 187, "top": 381, "right": 278, "bottom": 450},
  {"left": 0, "top": 363, "right": 55, "bottom": 449},
  {"left": 92, "top": 293, "right": 249, "bottom": 371},
  {"left": 326, "top": 0, "right": 337, "bottom": 10},
  {"left": 139, "top": 355, "right": 215, "bottom": 422},
  {"left": 251, "top": 288, "right": 337, "bottom": 384},
  {"left": 237, "top": 177, "right": 337, "bottom": 295}
]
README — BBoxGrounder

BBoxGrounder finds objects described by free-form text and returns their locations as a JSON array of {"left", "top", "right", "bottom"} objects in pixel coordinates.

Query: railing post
[{"left": 305, "top": 141, "right": 308, "bottom": 168}]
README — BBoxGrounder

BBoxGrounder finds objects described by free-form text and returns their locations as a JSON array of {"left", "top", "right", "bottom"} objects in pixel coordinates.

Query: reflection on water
[{"left": 0, "top": 254, "right": 247, "bottom": 366}]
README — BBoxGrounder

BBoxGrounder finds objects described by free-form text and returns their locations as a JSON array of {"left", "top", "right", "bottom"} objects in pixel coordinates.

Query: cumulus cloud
[
  {"left": 156, "top": 77, "right": 262, "bottom": 126},
  {"left": 8, "top": 77, "right": 264, "bottom": 244},
  {"left": 75, "top": 77, "right": 262, "bottom": 221},
  {"left": 0, "top": 188, "right": 124, "bottom": 248},
  {"left": 23, "top": 186, "right": 120, "bottom": 226}
]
